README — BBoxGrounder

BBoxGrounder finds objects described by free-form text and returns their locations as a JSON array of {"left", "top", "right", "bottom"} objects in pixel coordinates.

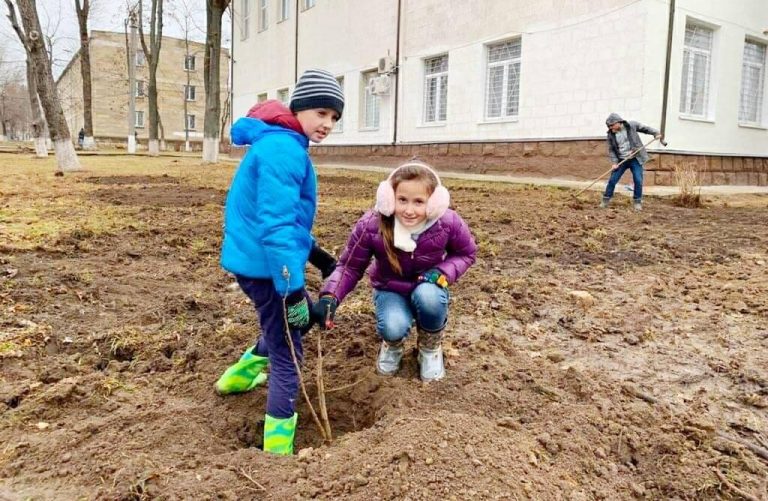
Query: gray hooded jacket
[{"left": 605, "top": 113, "right": 659, "bottom": 165}]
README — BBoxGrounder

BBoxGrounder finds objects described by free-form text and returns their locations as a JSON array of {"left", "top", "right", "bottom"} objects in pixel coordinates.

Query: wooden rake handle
[{"left": 571, "top": 136, "right": 663, "bottom": 199}]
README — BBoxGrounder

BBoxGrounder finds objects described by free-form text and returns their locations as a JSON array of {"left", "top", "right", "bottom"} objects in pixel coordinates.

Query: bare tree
[
  {"left": 26, "top": 58, "right": 48, "bottom": 156},
  {"left": 138, "top": 0, "right": 163, "bottom": 156},
  {"left": 0, "top": 75, "right": 33, "bottom": 140},
  {"left": 202, "top": 0, "right": 229, "bottom": 163},
  {"left": 75, "top": 0, "right": 95, "bottom": 149},
  {"left": 170, "top": 0, "right": 203, "bottom": 153},
  {"left": 5, "top": 0, "right": 79, "bottom": 171}
]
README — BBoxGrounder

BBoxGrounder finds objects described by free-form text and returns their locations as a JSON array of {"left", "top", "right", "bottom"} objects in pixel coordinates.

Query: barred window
[
  {"left": 135, "top": 110, "right": 144, "bottom": 128},
  {"left": 184, "top": 55, "right": 196, "bottom": 71},
  {"left": 258, "top": 0, "right": 268, "bottom": 32},
  {"left": 186, "top": 114, "right": 196, "bottom": 130},
  {"left": 485, "top": 39, "right": 521, "bottom": 119},
  {"left": 278, "top": 0, "right": 289, "bottom": 21},
  {"left": 257, "top": 93, "right": 268, "bottom": 103},
  {"left": 680, "top": 23, "right": 714, "bottom": 117},
  {"left": 277, "top": 88, "right": 289, "bottom": 104},
  {"left": 423, "top": 55, "right": 448, "bottom": 123},
  {"left": 739, "top": 40, "right": 766, "bottom": 124},
  {"left": 135, "top": 51, "right": 145, "bottom": 66},
  {"left": 241, "top": 0, "right": 250, "bottom": 40},
  {"left": 362, "top": 71, "right": 380, "bottom": 129},
  {"left": 333, "top": 76, "right": 344, "bottom": 132}
]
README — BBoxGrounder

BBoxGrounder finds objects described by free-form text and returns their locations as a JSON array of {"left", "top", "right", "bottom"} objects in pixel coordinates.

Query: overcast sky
[{"left": 0, "top": 0, "right": 231, "bottom": 79}]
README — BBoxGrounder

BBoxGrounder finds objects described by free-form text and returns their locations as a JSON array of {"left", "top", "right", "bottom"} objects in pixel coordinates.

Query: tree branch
[{"left": 4, "top": 0, "right": 30, "bottom": 54}]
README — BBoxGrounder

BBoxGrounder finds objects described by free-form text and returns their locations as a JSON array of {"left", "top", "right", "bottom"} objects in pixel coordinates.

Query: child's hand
[
  {"left": 285, "top": 290, "right": 311, "bottom": 330},
  {"left": 418, "top": 269, "right": 449, "bottom": 289},
  {"left": 311, "top": 295, "right": 338, "bottom": 330},
  {"left": 309, "top": 244, "right": 337, "bottom": 279}
]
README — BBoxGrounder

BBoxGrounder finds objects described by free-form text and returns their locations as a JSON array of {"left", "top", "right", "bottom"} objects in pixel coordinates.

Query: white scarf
[{"left": 393, "top": 218, "right": 427, "bottom": 252}]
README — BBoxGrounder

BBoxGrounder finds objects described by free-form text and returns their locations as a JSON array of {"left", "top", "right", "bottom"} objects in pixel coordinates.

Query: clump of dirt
[
  {"left": 1, "top": 165, "right": 767, "bottom": 500},
  {"left": 82, "top": 174, "right": 181, "bottom": 185}
]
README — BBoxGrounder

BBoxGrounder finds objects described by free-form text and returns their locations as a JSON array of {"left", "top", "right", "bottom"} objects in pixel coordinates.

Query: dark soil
[{"left": 1, "top": 160, "right": 767, "bottom": 500}]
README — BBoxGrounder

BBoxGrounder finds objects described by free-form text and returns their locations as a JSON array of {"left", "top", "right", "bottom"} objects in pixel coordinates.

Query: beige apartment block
[{"left": 57, "top": 30, "right": 230, "bottom": 150}]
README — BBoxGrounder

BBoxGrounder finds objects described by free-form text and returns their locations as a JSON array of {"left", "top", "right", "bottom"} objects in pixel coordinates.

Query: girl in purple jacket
[{"left": 313, "top": 161, "right": 477, "bottom": 381}]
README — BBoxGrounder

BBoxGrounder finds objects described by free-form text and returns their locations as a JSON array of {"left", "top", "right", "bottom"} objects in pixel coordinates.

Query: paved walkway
[
  {"left": 317, "top": 162, "right": 768, "bottom": 197},
  {"left": 3, "top": 145, "right": 764, "bottom": 197}
]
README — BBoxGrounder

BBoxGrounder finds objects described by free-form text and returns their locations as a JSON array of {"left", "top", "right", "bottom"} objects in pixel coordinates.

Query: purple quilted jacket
[{"left": 321, "top": 209, "right": 477, "bottom": 303}]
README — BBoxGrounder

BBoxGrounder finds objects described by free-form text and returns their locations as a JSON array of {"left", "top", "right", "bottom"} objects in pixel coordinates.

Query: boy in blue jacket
[{"left": 215, "top": 69, "right": 343, "bottom": 455}]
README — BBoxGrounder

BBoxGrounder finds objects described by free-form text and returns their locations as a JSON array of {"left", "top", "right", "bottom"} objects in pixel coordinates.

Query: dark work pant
[{"left": 236, "top": 276, "right": 305, "bottom": 419}]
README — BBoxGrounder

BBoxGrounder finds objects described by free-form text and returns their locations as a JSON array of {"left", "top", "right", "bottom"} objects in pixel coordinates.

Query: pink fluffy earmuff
[{"left": 374, "top": 161, "right": 450, "bottom": 219}]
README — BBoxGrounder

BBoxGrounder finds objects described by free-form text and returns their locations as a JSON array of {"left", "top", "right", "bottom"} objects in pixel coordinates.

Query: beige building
[{"left": 57, "top": 30, "right": 230, "bottom": 150}]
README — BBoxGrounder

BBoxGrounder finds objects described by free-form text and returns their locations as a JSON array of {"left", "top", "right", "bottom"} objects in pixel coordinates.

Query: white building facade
[{"left": 232, "top": 0, "right": 768, "bottom": 182}]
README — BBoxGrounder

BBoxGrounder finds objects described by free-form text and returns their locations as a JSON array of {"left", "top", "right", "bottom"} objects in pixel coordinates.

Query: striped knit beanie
[{"left": 289, "top": 69, "right": 344, "bottom": 118}]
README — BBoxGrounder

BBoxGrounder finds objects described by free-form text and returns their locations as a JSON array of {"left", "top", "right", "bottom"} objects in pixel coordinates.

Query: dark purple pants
[{"left": 236, "top": 276, "right": 306, "bottom": 419}]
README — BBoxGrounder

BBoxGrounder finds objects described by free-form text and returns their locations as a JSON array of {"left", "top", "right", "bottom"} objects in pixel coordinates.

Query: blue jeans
[
  {"left": 604, "top": 158, "right": 643, "bottom": 201},
  {"left": 373, "top": 283, "right": 449, "bottom": 343}
]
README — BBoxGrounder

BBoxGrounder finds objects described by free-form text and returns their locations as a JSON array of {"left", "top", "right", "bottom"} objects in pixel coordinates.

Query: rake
[{"left": 571, "top": 136, "right": 667, "bottom": 200}]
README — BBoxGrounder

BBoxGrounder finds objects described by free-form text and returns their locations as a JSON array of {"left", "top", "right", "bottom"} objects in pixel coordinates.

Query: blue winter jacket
[{"left": 220, "top": 116, "right": 316, "bottom": 295}]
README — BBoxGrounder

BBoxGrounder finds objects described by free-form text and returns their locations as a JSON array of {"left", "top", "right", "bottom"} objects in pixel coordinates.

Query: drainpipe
[
  {"left": 392, "top": 0, "right": 402, "bottom": 145},
  {"left": 660, "top": 0, "right": 675, "bottom": 137},
  {"left": 294, "top": 0, "right": 299, "bottom": 82},
  {"left": 230, "top": 4, "right": 234, "bottom": 133}
]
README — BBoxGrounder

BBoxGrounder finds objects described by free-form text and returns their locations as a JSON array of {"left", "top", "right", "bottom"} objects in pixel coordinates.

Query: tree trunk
[
  {"left": 8, "top": 0, "right": 79, "bottom": 172},
  {"left": 139, "top": 0, "right": 164, "bottom": 157},
  {"left": 75, "top": 0, "right": 95, "bottom": 149},
  {"left": 202, "top": 0, "right": 228, "bottom": 163},
  {"left": 25, "top": 58, "right": 48, "bottom": 158}
]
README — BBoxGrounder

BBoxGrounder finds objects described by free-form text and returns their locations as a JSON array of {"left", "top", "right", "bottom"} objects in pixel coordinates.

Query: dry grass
[{"left": 672, "top": 163, "right": 702, "bottom": 208}]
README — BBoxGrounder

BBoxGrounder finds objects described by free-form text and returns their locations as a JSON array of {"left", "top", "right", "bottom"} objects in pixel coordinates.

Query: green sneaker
[
  {"left": 263, "top": 413, "right": 297, "bottom": 455},
  {"left": 215, "top": 348, "right": 269, "bottom": 395}
]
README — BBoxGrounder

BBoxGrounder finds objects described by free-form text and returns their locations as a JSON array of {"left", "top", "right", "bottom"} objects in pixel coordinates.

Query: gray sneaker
[
  {"left": 418, "top": 346, "right": 445, "bottom": 381},
  {"left": 376, "top": 341, "right": 404, "bottom": 376},
  {"left": 633, "top": 201, "right": 642, "bottom": 211},
  {"left": 600, "top": 198, "right": 610, "bottom": 208}
]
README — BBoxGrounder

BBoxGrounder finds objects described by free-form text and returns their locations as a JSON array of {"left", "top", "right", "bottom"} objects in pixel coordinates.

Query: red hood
[{"left": 246, "top": 100, "right": 305, "bottom": 136}]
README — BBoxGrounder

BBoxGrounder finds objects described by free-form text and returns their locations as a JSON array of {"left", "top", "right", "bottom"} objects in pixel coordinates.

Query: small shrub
[{"left": 673, "top": 164, "right": 702, "bottom": 208}]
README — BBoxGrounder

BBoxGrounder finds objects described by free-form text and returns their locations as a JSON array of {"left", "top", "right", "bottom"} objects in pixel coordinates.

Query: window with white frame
[
  {"left": 184, "top": 55, "right": 196, "bottom": 71},
  {"left": 739, "top": 39, "right": 766, "bottom": 125},
  {"left": 362, "top": 71, "right": 380, "bottom": 129},
  {"left": 303, "top": 0, "right": 315, "bottom": 9},
  {"left": 257, "top": 92, "right": 268, "bottom": 103},
  {"left": 278, "top": 0, "right": 289, "bottom": 21},
  {"left": 277, "top": 87, "right": 289, "bottom": 104},
  {"left": 135, "top": 80, "right": 145, "bottom": 97},
  {"left": 485, "top": 38, "right": 521, "bottom": 120},
  {"left": 333, "top": 76, "right": 344, "bottom": 132},
  {"left": 680, "top": 22, "right": 714, "bottom": 117},
  {"left": 258, "top": 0, "right": 268, "bottom": 32},
  {"left": 241, "top": 0, "right": 250, "bottom": 40},
  {"left": 185, "top": 85, "right": 196, "bottom": 101},
  {"left": 135, "top": 51, "right": 145, "bottom": 66},
  {"left": 186, "top": 114, "right": 196, "bottom": 130},
  {"left": 135, "top": 110, "right": 144, "bottom": 128},
  {"left": 423, "top": 55, "right": 448, "bottom": 123}
]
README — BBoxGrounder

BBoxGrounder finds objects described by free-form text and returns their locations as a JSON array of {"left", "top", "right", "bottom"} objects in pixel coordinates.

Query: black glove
[
  {"left": 285, "top": 290, "right": 311, "bottom": 331},
  {"left": 311, "top": 295, "right": 338, "bottom": 330},
  {"left": 309, "top": 243, "right": 337, "bottom": 279}
]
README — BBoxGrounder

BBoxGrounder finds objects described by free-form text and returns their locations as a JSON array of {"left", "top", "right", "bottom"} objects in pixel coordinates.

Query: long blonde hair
[{"left": 378, "top": 163, "right": 439, "bottom": 275}]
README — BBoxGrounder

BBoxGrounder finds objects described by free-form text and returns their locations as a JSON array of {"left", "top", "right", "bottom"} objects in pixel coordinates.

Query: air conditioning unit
[
  {"left": 370, "top": 75, "right": 391, "bottom": 95},
  {"left": 378, "top": 56, "right": 395, "bottom": 74}
]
